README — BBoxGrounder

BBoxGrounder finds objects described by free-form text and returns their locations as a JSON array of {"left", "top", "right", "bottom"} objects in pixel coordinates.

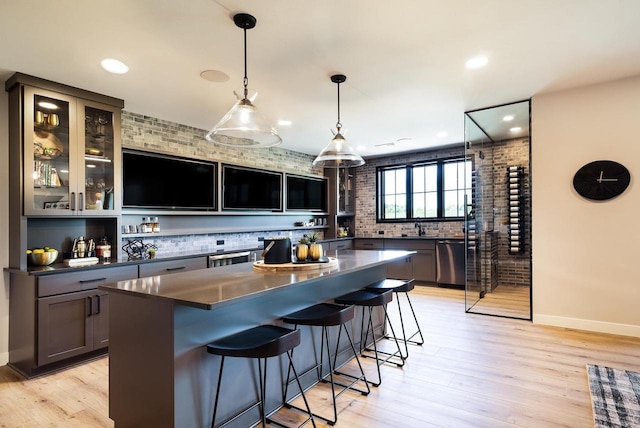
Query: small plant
[
  {"left": 298, "top": 236, "right": 309, "bottom": 245},
  {"left": 307, "top": 232, "right": 319, "bottom": 243}
]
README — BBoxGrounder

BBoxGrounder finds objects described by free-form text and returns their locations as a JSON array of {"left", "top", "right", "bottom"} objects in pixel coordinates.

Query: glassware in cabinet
[
  {"left": 22, "top": 86, "right": 121, "bottom": 216},
  {"left": 80, "top": 102, "right": 119, "bottom": 213},
  {"left": 23, "top": 87, "right": 77, "bottom": 215}
]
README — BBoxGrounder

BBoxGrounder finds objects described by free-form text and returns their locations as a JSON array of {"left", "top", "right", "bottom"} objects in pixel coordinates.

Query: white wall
[
  {"left": 1, "top": 88, "right": 9, "bottom": 364},
  {"left": 532, "top": 75, "right": 640, "bottom": 337}
]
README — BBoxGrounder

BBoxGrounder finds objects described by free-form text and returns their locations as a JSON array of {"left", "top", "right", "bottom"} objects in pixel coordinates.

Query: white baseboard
[
  {"left": 0, "top": 351, "right": 8, "bottom": 367},
  {"left": 533, "top": 314, "right": 640, "bottom": 338}
]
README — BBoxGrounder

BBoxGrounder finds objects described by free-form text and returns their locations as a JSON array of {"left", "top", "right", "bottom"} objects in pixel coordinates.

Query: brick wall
[{"left": 122, "top": 111, "right": 321, "bottom": 175}]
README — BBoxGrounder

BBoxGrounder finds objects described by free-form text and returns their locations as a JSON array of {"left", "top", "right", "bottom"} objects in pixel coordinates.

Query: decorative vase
[
  {"left": 308, "top": 243, "right": 323, "bottom": 261},
  {"left": 295, "top": 244, "right": 309, "bottom": 261}
]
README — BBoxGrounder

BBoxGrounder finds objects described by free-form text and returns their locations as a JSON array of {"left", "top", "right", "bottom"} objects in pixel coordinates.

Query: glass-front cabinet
[{"left": 23, "top": 86, "right": 121, "bottom": 216}]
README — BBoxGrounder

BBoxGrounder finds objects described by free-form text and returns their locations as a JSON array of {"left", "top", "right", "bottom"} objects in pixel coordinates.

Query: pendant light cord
[
  {"left": 243, "top": 26, "right": 249, "bottom": 100},
  {"left": 336, "top": 80, "right": 342, "bottom": 131}
]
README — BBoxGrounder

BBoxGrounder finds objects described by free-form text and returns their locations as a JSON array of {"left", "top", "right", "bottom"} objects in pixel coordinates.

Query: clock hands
[{"left": 597, "top": 170, "right": 618, "bottom": 183}]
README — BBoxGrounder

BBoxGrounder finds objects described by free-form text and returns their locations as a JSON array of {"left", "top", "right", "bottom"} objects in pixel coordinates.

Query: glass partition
[{"left": 464, "top": 100, "right": 531, "bottom": 320}]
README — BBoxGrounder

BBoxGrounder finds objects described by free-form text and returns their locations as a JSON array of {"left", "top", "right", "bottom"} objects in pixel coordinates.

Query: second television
[{"left": 222, "top": 164, "right": 283, "bottom": 211}]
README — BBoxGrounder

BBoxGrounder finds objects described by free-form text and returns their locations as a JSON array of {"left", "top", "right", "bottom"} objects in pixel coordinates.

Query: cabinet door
[
  {"left": 412, "top": 250, "right": 436, "bottom": 283},
  {"left": 77, "top": 100, "right": 121, "bottom": 215},
  {"left": 23, "top": 87, "right": 78, "bottom": 216},
  {"left": 92, "top": 291, "right": 110, "bottom": 350},
  {"left": 37, "top": 290, "right": 93, "bottom": 366},
  {"left": 387, "top": 256, "right": 413, "bottom": 280}
]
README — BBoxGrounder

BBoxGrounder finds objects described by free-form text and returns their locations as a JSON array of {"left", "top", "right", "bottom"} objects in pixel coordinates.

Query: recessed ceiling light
[
  {"left": 502, "top": 115, "right": 514, "bottom": 122},
  {"left": 465, "top": 56, "right": 488, "bottom": 69},
  {"left": 200, "top": 70, "right": 230, "bottom": 82},
  {"left": 277, "top": 120, "right": 292, "bottom": 126},
  {"left": 101, "top": 58, "right": 129, "bottom": 74},
  {"left": 437, "top": 131, "right": 448, "bottom": 138},
  {"left": 510, "top": 127, "right": 522, "bottom": 132}
]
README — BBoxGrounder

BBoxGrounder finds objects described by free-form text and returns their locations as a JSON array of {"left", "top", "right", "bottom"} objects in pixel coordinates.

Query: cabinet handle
[
  {"left": 79, "top": 193, "right": 84, "bottom": 211},
  {"left": 86, "top": 296, "right": 92, "bottom": 317},
  {"left": 166, "top": 266, "right": 186, "bottom": 272},
  {"left": 71, "top": 192, "right": 76, "bottom": 211},
  {"left": 95, "top": 295, "right": 101, "bottom": 315},
  {"left": 79, "top": 277, "right": 107, "bottom": 284}
]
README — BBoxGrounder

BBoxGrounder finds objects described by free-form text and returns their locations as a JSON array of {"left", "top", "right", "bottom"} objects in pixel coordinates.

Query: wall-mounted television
[
  {"left": 286, "top": 174, "right": 328, "bottom": 212},
  {"left": 222, "top": 164, "right": 282, "bottom": 211},
  {"left": 122, "top": 150, "right": 216, "bottom": 210}
]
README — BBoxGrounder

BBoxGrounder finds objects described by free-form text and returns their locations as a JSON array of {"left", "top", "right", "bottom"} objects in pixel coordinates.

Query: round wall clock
[{"left": 572, "top": 160, "right": 631, "bottom": 201}]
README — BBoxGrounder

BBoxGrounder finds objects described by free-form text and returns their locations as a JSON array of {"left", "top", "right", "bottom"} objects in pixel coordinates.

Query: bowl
[{"left": 28, "top": 250, "right": 59, "bottom": 266}]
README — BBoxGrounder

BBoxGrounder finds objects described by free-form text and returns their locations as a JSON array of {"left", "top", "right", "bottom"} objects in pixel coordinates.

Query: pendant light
[
  {"left": 205, "top": 13, "right": 282, "bottom": 148},
  {"left": 313, "top": 74, "right": 364, "bottom": 168}
]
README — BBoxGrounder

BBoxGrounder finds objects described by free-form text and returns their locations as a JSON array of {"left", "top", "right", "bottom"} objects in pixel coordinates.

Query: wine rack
[{"left": 507, "top": 165, "right": 524, "bottom": 254}]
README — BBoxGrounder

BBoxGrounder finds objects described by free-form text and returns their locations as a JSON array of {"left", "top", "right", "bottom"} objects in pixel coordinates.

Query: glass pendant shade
[
  {"left": 205, "top": 95, "right": 282, "bottom": 147},
  {"left": 205, "top": 13, "right": 282, "bottom": 148},
  {"left": 313, "top": 73, "right": 365, "bottom": 168},
  {"left": 313, "top": 131, "right": 365, "bottom": 168}
]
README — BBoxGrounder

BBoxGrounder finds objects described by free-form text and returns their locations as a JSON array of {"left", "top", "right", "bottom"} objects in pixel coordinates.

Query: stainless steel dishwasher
[{"left": 436, "top": 240, "right": 466, "bottom": 286}]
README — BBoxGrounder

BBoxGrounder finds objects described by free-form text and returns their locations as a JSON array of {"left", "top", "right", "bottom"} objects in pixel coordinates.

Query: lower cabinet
[
  {"left": 36, "top": 289, "right": 109, "bottom": 366},
  {"left": 9, "top": 264, "right": 138, "bottom": 378},
  {"left": 327, "top": 239, "right": 354, "bottom": 251},
  {"left": 386, "top": 255, "right": 413, "bottom": 280}
]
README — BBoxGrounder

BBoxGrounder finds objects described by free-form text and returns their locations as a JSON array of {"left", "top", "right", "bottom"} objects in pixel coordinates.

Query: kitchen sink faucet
[{"left": 415, "top": 222, "right": 425, "bottom": 236}]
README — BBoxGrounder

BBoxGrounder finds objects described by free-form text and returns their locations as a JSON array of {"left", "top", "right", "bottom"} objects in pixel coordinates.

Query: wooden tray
[{"left": 253, "top": 257, "right": 338, "bottom": 272}]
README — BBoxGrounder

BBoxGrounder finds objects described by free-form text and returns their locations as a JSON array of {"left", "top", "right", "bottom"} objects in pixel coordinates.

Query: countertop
[{"left": 99, "top": 249, "right": 414, "bottom": 310}]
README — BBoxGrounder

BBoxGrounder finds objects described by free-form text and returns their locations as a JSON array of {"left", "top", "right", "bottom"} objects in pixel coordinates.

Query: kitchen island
[{"left": 99, "top": 249, "right": 413, "bottom": 428}]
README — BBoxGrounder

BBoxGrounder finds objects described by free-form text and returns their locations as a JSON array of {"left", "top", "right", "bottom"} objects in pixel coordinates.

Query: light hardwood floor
[
  {"left": 2, "top": 286, "right": 640, "bottom": 427},
  {"left": 466, "top": 285, "right": 531, "bottom": 319}
]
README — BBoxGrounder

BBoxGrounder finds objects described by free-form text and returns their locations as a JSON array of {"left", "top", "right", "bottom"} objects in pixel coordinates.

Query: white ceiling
[{"left": 2, "top": 0, "right": 640, "bottom": 158}]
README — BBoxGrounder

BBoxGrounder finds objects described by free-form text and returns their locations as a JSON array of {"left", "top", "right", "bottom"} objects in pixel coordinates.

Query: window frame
[{"left": 376, "top": 156, "right": 472, "bottom": 223}]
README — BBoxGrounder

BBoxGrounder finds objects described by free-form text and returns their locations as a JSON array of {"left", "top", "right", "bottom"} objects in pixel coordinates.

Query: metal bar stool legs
[
  {"left": 334, "top": 290, "right": 405, "bottom": 387},
  {"left": 366, "top": 279, "right": 424, "bottom": 359},
  {"left": 282, "top": 303, "right": 369, "bottom": 425},
  {"left": 207, "top": 325, "right": 316, "bottom": 428}
]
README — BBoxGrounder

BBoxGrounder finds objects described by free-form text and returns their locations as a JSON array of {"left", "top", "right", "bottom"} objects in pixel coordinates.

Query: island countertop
[{"left": 99, "top": 249, "right": 414, "bottom": 310}]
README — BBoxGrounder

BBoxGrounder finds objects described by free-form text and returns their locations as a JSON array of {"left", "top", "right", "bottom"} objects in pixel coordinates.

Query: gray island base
[{"left": 100, "top": 249, "right": 414, "bottom": 428}]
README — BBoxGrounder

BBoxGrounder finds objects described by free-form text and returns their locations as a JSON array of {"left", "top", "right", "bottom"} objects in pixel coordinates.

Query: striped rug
[{"left": 587, "top": 364, "right": 640, "bottom": 427}]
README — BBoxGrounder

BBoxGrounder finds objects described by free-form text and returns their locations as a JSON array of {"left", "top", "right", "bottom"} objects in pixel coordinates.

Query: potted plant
[
  {"left": 147, "top": 248, "right": 157, "bottom": 259},
  {"left": 296, "top": 236, "right": 309, "bottom": 261},
  {"left": 307, "top": 232, "right": 323, "bottom": 261}
]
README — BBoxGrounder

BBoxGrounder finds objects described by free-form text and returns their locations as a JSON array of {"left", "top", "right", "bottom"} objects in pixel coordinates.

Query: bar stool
[
  {"left": 206, "top": 325, "right": 316, "bottom": 428},
  {"left": 282, "top": 303, "right": 370, "bottom": 425},
  {"left": 334, "top": 289, "right": 404, "bottom": 387},
  {"left": 365, "top": 278, "right": 424, "bottom": 359}
]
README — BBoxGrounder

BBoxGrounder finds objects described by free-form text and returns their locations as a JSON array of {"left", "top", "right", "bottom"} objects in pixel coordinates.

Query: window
[{"left": 377, "top": 158, "right": 471, "bottom": 221}]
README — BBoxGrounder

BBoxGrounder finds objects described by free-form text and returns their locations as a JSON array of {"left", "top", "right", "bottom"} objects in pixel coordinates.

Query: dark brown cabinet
[
  {"left": 354, "top": 238, "right": 439, "bottom": 283},
  {"left": 9, "top": 264, "right": 137, "bottom": 378},
  {"left": 324, "top": 168, "right": 356, "bottom": 239},
  {"left": 36, "top": 289, "right": 109, "bottom": 366}
]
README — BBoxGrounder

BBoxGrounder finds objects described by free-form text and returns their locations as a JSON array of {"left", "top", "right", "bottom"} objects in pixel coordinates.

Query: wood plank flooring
[
  {"left": 2, "top": 286, "right": 640, "bottom": 427},
  {"left": 466, "top": 285, "right": 531, "bottom": 319}
]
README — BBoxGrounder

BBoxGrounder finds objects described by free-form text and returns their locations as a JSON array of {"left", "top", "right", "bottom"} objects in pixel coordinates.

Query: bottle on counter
[
  {"left": 152, "top": 217, "right": 160, "bottom": 233},
  {"left": 96, "top": 236, "right": 111, "bottom": 263}
]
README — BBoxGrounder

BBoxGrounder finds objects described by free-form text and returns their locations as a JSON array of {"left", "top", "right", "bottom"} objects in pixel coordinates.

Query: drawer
[
  {"left": 384, "top": 239, "right": 436, "bottom": 251},
  {"left": 38, "top": 265, "right": 139, "bottom": 298},
  {"left": 328, "top": 240, "right": 353, "bottom": 250},
  {"left": 138, "top": 256, "right": 207, "bottom": 278},
  {"left": 354, "top": 239, "right": 384, "bottom": 250}
]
